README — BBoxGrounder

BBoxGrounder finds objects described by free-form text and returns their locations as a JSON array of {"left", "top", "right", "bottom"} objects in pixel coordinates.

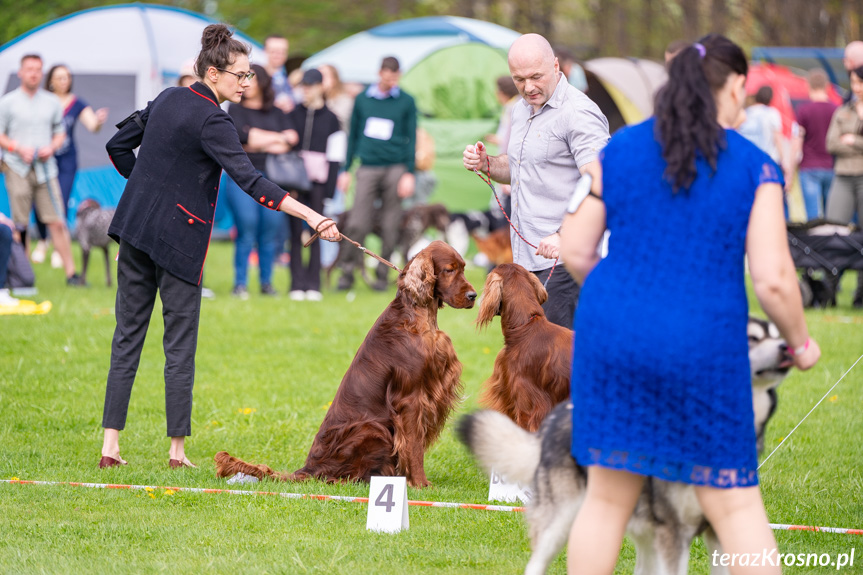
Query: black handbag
[{"left": 266, "top": 151, "right": 311, "bottom": 192}]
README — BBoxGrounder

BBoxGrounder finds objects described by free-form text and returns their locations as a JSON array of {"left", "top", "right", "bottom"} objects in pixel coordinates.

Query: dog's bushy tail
[{"left": 456, "top": 410, "right": 540, "bottom": 485}]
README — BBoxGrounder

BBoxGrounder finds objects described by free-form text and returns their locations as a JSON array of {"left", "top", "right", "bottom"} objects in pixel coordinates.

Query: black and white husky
[{"left": 458, "top": 316, "right": 793, "bottom": 575}]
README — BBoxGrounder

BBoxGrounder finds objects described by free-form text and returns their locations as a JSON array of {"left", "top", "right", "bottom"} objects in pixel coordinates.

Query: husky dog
[{"left": 458, "top": 316, "right": 792, "bottom": 575}]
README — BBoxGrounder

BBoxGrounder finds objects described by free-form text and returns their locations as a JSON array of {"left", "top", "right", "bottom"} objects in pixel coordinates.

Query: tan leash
[{"left": 304, "top": 218, "right": 403, "bottom": 274}]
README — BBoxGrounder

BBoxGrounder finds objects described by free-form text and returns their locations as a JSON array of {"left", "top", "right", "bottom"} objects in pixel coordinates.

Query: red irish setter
[
  {"left": 215, "top": 241, "right": 476, "bottom": 488},
  {"left": 476, "top": 263, "right": 573, "bottom": 432}
]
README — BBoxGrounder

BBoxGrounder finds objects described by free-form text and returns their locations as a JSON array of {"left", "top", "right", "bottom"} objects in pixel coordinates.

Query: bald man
[
  {"left": 844, "top": 41, "right": 863, "bottom": 72},
  {"left": 463, "top": 34, "right": 609, "bottom": 328}
]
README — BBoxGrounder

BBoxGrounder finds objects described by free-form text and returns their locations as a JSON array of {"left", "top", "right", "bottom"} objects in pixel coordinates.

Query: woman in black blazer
[{"left": 99, "top": 24, "right": 339, "bottom": 470}]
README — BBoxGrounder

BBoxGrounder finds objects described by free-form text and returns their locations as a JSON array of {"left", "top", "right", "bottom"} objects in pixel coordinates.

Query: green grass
[{"left": 2, "top": 166, "right": 863, "bottom": 573}]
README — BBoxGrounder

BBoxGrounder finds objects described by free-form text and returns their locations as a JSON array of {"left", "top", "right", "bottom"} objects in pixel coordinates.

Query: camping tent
[
  {"left": 583, "top": 58, "right": 667, "bottom": 133},
  {"left": 752, "top": 47, "right": 848, "bottom": 90},
  {"left": 0, "top": 3, "right": 264, "bottom": 225},
  {"left": 746, "top": 62, "right": 843, "bottom": 138},
  {"left": 302, "top": 16, "right": 520, "bottom": 120}
]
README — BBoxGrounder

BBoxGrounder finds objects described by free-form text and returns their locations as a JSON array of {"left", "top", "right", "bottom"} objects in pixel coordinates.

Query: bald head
[
  {"left": 508, "top": 34, "right": 560, "bottom": 112},
  {"left": 509, "top": 34, "right": 556, "bottom": 69},
  {"left": 844, "top": 41, "right": 863, "bottom": 71}
]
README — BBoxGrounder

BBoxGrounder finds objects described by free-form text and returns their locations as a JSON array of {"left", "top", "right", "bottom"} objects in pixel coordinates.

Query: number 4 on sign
[{"left": 366, "top": 476, "right": 409, "bottom": 533}]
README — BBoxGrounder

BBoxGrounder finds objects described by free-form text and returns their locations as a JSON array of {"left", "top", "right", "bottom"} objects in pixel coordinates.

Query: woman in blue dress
[
  {"left": 31, "top": 65, "right": 108, "bottom": 266},
  {"left": 560, "top": 35, "right": 820, "bottom": 574}
]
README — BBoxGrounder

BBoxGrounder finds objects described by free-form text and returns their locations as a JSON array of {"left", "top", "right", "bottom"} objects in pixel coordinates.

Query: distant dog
[
  {"left": 216, "top": 241, "right": 477, "bottom": 487},
  {"left": 459, "top": 316, "right": 792, "bottom": 575},
  {"left": 476, "top": 263, "right": 573, "bottom": 432},
  {"left": 75, "top": 199, "right": 115, "bottom": 286},
  {"left": 472, "top": 227, "right": 513, "bottom": 266},
  {"left": 325, "top": 203, "right": 452, "bottom": 289},
  {"left": 400, "top": 203, "right": 451, "bottom": 261}
]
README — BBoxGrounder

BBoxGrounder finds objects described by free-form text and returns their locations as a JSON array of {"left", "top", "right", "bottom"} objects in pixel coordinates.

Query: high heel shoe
[
  {"left": 99, "top": 455, "right": 127, "bottom": 468},
  {"left": 169, "top": 457, "right": 197, "bottom": 469}
]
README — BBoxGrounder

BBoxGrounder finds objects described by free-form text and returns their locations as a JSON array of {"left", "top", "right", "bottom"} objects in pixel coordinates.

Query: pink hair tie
[{"left": 693, "top": 43, "right": 706, "bottom": 59}]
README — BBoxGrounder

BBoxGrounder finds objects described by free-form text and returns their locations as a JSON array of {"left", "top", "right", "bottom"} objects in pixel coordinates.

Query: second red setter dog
[
  {"left": 476, "top": 263, "right": 573, "bottom": 432},
  {"left": 216, "top": 241, "right": 476, "bottom": 487}
]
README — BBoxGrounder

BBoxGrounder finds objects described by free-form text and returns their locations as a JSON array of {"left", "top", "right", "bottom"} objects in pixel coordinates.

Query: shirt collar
[{"left": 366, "top": 84, "right": 400, "bottom": 99}]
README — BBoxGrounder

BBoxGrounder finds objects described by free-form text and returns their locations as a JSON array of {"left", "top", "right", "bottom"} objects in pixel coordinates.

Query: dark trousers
[
  {"left": 288, "top": 182, "right": 325, "bottom": 291},
  {"left": 102, "top": 240, "right": 202, "bottom": 437},
  {"left": 0, "top": 224, "right": 12, "bottom": 287},
  {"left": 533, "top": 265, "right": 580, "bottom": 330},
  {"left": 338, "top": 164, "right": 405, "bottom": 282}
]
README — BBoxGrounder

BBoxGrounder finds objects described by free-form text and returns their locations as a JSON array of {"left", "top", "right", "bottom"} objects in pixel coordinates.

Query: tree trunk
[
  {"left": 710, "top": 0, "right": 728, "bottom": 37},
  {"left": 642, "top": 0, "right": 655, "bottom": 57},
  {"left": 681, "top": 0, "right": 699, "bottom": 38},
  {"left": 615, "top": 0, "right": 629, "bottom": 56}
]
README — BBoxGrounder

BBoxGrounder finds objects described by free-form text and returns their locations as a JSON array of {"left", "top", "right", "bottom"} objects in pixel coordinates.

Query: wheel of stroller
[{"left": 798, "top": 276, "right": 814, "bottom": 308}]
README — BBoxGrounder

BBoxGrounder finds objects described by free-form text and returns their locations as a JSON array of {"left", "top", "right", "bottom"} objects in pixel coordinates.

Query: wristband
[
  {"left": 7, "top": 141, "right": 15, "bottom": 153},
  {"left": 788, "top": 337, "right": 810, "bottom": 357}
]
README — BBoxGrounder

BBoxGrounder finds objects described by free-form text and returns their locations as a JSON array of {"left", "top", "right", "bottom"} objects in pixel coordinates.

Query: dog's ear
[
  {"left": 476, "top": 271, "right": 503, "bottom": 330},
  {"left": 528, "top": 272, "right": 549, "bottom": 305},
  {"left": 401, "top": 251, "right": 435, "bottom": 306}
]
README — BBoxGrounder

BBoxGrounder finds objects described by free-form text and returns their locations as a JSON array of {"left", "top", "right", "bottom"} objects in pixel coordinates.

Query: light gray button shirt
[
  {"left": 507, "top": 73, "right": 609, "bottom": 271},
  {"left": 0, "top": 88, "right": 65, "bottom": 183}
]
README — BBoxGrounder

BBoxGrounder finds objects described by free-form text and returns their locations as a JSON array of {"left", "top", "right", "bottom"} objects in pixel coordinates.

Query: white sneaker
[
  {"left": 305, "top": 290, "right": 323, "bottom": 301},
  {"left": 289, "top": 290, "right": 306, "bottom": 301},
  {"left": 51, "top": 250, "right": 63, "bottom": 269},
  {"left": 31, "top": 240, "right": 48, "bottom": 264},
  {"left": 0, "top": 289, "right": 19, "bottom": 306},
  {"left": 201, "top": 287, "right": 216, "bottom": 299}
]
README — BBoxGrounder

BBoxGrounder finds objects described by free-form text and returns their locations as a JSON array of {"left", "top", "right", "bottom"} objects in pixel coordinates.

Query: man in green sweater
[{"left": 336, "top": 56, "right": 417, "bottom": 291}]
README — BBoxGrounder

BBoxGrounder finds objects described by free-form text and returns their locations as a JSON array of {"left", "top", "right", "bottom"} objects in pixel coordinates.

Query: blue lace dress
[{"left": 571, "top": 118, "right": 783, "bottom": 488}]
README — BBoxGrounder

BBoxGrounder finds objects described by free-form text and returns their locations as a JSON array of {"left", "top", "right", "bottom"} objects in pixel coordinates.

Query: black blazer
[{"left": 106, "top": 82, "right": 288, "bottom": 285}]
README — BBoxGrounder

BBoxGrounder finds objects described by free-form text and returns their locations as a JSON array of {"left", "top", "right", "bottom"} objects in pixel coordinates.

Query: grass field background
[{"left": 2, "top": 164, "right": 862, "bottom": 574}]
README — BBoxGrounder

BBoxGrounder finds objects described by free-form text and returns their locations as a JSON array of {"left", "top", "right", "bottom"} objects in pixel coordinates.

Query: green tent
[{"left": 401, "top": 43, "right": 510, "bottom": 120}]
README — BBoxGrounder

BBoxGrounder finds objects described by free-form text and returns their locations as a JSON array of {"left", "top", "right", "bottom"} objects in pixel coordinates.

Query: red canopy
[{"left": 745, "top": 62, "right": 843, "bottom": 138}]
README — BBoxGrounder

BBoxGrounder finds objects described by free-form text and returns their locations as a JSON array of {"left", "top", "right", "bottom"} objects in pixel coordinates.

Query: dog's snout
[{"left": 467, "top": 290, "right": 477, "bottom": 301}]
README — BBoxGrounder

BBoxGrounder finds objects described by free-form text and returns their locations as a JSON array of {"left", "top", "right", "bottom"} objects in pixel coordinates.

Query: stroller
[{"left": 787, "top": 219, "right": 863, "bottom": 308}]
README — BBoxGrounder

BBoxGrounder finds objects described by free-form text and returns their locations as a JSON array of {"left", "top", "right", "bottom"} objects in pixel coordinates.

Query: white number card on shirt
[
  {"left": 366, "top": 476, "right": 409, "bottom": 533},
  {"left": 364, "top": 117, "right": 395, "bottom": 141}
]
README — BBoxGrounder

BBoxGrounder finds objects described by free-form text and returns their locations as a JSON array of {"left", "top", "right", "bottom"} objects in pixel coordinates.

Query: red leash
[{"left": 472, "top": 142, "right": 558, "bottom": 287}]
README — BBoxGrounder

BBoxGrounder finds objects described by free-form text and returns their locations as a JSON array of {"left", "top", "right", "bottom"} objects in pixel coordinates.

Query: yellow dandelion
[
  {"left": 243, "top": 407, "right": 257, "bottom": 415},
  {"left": 148, "top": 493, "right": 156, "bottom": 499},
  {"left": 145, "top": 486, "right": 154, "bottom": 492},
  {"left": 10, "top": 477, "right": 19, "bottom": 481},
  {"left": 322, "top": 401, "right": 333, "bottom": 410},
  {"left": 483, "top": 347, "right": 491, "bottom": 354},
  {"left": 829, "top": 395, "right": 839, "bottom": 402},
  {"left": 164, "top": 489, "right": 175, "bottom": 496},
  {"left": 211, "top": 420, "right": 220, "bottom": 426}
]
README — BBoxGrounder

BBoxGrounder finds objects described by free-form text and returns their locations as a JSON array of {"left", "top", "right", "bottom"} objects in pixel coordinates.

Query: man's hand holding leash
[{"left": 463, "top": 141, "right": 511, "bottom": 184}]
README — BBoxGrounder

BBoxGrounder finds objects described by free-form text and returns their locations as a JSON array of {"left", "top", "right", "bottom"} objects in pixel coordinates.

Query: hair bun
[{"left": 201, "top": 23, "right": 233, "bottom": 50}]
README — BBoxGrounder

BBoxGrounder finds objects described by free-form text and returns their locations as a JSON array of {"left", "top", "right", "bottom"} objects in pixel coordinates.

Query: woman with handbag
[
  {"left": 100, "top": 24, "right": 339, "bottom": 469},
  {"left": 285, "top": 69, "right": 342, "bottom": 301},
  {"left": 225, "top": 63, "right": 298, "bottom": 298}
]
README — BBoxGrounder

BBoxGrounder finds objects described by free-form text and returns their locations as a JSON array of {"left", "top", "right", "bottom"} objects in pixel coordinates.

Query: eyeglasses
[{"left": 216, "top": 68, "right": 255, "bottom": 82}]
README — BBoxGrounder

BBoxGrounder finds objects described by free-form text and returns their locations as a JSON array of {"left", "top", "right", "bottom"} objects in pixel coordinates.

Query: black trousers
[
  {"left": 288, "top": 182, "right": 325, "bottom": 292},
  {"left": 102, "top": 240, "right": 202, "bottom": 437},
  {"left": 533, "top": 265, "right": 580, "bottom": 330}
]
